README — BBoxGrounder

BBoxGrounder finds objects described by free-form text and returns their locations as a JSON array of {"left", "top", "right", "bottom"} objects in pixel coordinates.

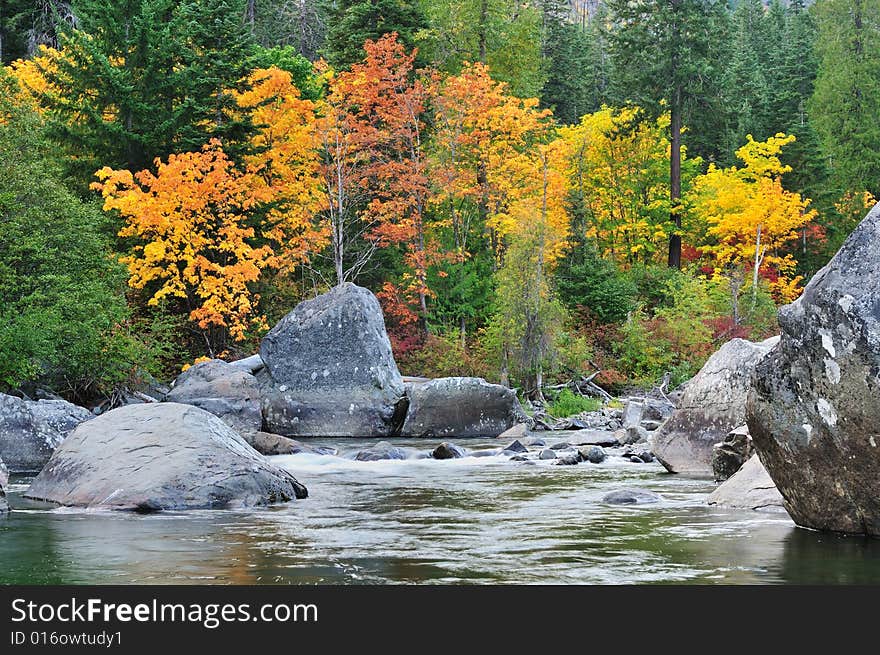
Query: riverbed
[{"left": 3, "top": 436, "right": 880, "bottom": 584}]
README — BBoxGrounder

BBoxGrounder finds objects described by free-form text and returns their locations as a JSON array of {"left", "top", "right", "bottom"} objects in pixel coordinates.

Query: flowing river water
[{"left": 3, "top": 436, "right": 880, "bottom": 585}]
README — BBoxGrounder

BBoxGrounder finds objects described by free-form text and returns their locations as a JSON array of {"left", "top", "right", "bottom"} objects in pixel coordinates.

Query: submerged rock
[
  {"left": 502, "top": 439, "right": 529, "bottom": 454},
  {"left": 707, "top": 455, "right": 786, "bottom": 513},
  {"left": 602, "top": 489, "right": 662, "bottom": 505},
  {"left": 579, "top": 445, "right": 607, "bottom": 464},
  {"left": 555, "top": 453, "right": 580, "bottom": 466},
  {"left": 25, "top": 403, "right": 307, "bottom": 511},
  {"left": 260, "top": 283, "right": 407, "bottom": 437},
  {"left": 0, "top": 393, "right": 92, "bottom": 472},
  {"left": 432, "top": 442, "right": 466, "bottom": 460},
  {"left": 539, "top": 448, "right": 557, "bottom": 460},
  {"left": 653, "top": 337, "right": 779, "bottom": 475},
  {"left": 748, "top": 202, "right": 880, "bottom": 536},
  {"left": 353, "top": 441, "right": 409, "bottom": 461},
  {"left": 401, "top": 377, "right": 526, "bottom": 438},
  {"left": 165, "top": 359, "right": 262, "bottom": 436}
]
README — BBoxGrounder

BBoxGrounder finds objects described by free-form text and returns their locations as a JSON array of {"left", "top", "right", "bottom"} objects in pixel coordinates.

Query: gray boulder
[
  {"left": 707, "top": 455, "right": 786, "bottom": 513},
  {"left": 711, "top": 425, "right": 754, "bottom": 481},
  {"left": 0, "top": 393, "right": 92, "bottom": 472},
  {"left": 165, "top": 359, "right": 262, "bottom": 436},
  {"left": 0, "top": 456, "right": 8, "bottom": 514},
  {"left": 25, "top": 403, "right": 307, "bottom": 511},
  {"left": 579, "top": 445, "right": 607, "bottom": 463},
  {"left": 248, "top": 432, "right": 336, "bottom": 456},
  {"left": 259, "top": 283, "right": 407, "bottom": 437},
  {"left": 567, "top": 430, "right": 620, "bottom": 447},
  {"left": 539, "top": 448, "right": 557, "bottom": 460},
  {"left": 353, "top": 441, "right": 408, "bottom": 461},
  {"left": 432, "top": 442, "right": 466, "bottom": 460},
  {"left": 401, "top": 377, "right": 526, "bottom": 438},
  {"left": 496, "top": 423, "right": 529, "bottom": 441},
  {"left": 653, "top": 336, "right": 779, "bottom": 475},
  {"left": 502, "top": 439, "right": 528, "bottom": 454},
  {"left": 602, "top": 488, "right": 662, "bottom": 505},
  {"left": 747, "top": 202, "right": 880, "bottom": 536}
]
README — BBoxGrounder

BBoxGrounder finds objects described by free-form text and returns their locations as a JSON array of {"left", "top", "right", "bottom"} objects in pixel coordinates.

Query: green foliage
[
  {"left": 612, "top": 308, "right": 672, "bottom": 386},
  {"left": 417, "top": 0, "right": 545, "bottom": 97},
  {"left": 248, "top": 45, "right": 323, "bottom": 100},
  {"left": 547, "top": 388, "right": 600, "bottom": 418},
  {"left": 810, "top": 0, "right": 880, "bottom": 199},
  {"left": 325, "top": 0, "right": 427, "bottom": 70},
  {"left": 555, "top": 245, "right": 637, "bottom": 323},
  {"left": 0, "top": 81, "right": 151, "bottom": 398}
]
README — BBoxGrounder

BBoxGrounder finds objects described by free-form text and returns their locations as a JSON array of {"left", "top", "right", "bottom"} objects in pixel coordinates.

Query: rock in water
[
  {"left": 602, "top": 489, "right": 662, "bottom": 505},
  {"left": 707, "top": 455, "right": 786, "bottom": 513},
  {"left": 165, "top": 359, "right": 262, "bottom": 436},
  {"left": 0, "top": 393, "right": 92, "bottom": 472},
  {"left": 25, "top": 404, "right": 307, "bottom": 511},
  {"left": 747, "top": 202, "right": 880, "bottom": 536},
  {"left": 653, "top": 337, "right": 779, "bottom": 475},
  {"left": 401, "top": 377, "right": 526, "bottom": 438},
  {"left": 711, "top": 425, "right": 754, "bottom": 481},
  {"left": 432, "top": 442, "right": 466, "bottom": 460},
  {"left": 496, "top": 423, "right": 529, "bottom": 441},
  {"left": 579, "top": 446, "right": 607, "bottom": 464},
  {"left": 353, "top": 441, "right": 408, "bottom": 461},
  {"left": 0, "top": 456, "right": 8, "bottom": 514},
  {"left": 247, "top": 432, "right": 336, "bottom": 456},
  {"left": 259, "top": 283, "right": 407, "bottom": 437}
]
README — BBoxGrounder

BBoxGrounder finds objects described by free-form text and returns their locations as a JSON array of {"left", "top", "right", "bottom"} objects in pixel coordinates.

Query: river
[{"left": 3, "top": 436, "right": 880, "bottom": 584}]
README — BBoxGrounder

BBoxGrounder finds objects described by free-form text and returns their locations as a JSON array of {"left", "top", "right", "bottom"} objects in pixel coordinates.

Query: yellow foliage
[
  {"left": 689, "top": 133, "right": 816, "bottom": 302},
  {"left": 93, "top": 141, "right": 272, "bottom": 341},
  {"left": 5, "top": 47, "right": 60, "bottom": 114},
  {"left": 559, "top": 106, "right": 675, "bottom": 266}
]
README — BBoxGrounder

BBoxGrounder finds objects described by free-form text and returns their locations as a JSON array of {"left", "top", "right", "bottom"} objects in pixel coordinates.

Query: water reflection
[{"left": 2, "top": 439, "right": 880, "bottom": 584}]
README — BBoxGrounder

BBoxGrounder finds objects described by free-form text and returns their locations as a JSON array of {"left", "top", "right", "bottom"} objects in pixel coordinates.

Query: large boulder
[
  {"left": 165, "top": 359, "right": 262, "bottom": 436},
  {"left": 0, "top": 393, "right": 92, "bottom": 472},
  {"left": 747, "top": 202, "right": 880, "bottom": 536},
  {"left": 0, "top": 456, "right": 8, "bottom": 514},
  {"left": 25, "top": 403, "right": 307, "bottom": 511},
  {"left": 707, "top": 455, "right": 786, "bottom": 513},
  {"left": 653, "top": 337, "right": 779, "bottom": 475},
  {"left": 259, "top": 283, "right": 407, "bottom": 437},
  {"left": 400, "top": 377, "right": 526, "bottom": 438}
]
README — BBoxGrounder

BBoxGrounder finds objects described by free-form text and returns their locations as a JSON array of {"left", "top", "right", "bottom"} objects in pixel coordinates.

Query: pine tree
[
  {"left": 810, "top": 0, "right": 880, "bottom": 199},
  {"left": 606, "top": 0, "right": 728, "bottom": 268},
  {"left": 539, "top": 0, "right": 610, "bottom": 124},
  {"left": 324, "top": 0, "right": 427, "bottom": 70}
]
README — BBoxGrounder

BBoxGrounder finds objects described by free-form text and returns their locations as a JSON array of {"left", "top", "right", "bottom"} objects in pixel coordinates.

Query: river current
[{"left": 3, "top": 436, "right": 880, "bottom": 584}]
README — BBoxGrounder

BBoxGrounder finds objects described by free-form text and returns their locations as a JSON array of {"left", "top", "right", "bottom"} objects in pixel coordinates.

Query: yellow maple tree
[
  {"left": 689, "top": 133, "right": 816, "bottom": 303},
  {"left": 93, "top": 140, "right": 271, "bottom": 346}
]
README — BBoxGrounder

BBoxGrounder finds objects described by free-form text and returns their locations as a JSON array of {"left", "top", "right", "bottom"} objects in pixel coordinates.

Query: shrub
[{"left": 547, "top": 388, "right": 601, "bottom": 418}]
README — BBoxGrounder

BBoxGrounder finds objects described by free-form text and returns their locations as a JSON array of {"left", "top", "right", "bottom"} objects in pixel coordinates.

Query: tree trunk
[
  {"left": 478, "top": 0, "right": 488, "bottom": 63},
  {"left": 668, "top": 84, "right": 683, "bottom": 269}
]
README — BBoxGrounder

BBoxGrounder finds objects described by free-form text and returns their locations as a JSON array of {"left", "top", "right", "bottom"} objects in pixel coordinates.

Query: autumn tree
[
  {"left": 93, "top": 141, "right": 272, "bottom": 354},
  {"left": 688, "top": 133, "right": 816, "bottom": 315},
  {"left": 560, "top": 106, "right": 698, "bottom": 267},
  {"left": 606, "top": 0, "right": 728, "bottom": 268}
]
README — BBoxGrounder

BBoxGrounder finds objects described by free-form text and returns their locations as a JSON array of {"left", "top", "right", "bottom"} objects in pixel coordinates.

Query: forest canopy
[{"left": 0, "top": 0, "right": 876, "bottom": 404}]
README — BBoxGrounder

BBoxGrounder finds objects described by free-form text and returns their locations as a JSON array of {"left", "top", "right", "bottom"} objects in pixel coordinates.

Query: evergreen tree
[
  {"left": 248, "top": 0, "right": 331, "bottom": 59},
  {"left": 39, "top": 0, "right": 256, "bottom": 183},
  {"left": 324, "top": 0, "right": 427, "bottom": 70},
  {"left": 539, "top": 0, "right": 610, "bottom": 124},
  {"left": 606, "top": 0, "right": 728, "bottom": 268},
  {"left": 810, "top": 0, "right": 880, "bottom": 199},
  {"left": 721, "top": 0, "right": 772, "bottom": 162}
]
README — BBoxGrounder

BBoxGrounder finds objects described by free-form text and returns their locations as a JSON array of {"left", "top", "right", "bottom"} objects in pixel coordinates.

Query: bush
[
  {"left": 547, "top": 388, "right": 601, "bottom": 417},
  {"left": 556, "top": 246, "right": 637, "bottom": 323}
]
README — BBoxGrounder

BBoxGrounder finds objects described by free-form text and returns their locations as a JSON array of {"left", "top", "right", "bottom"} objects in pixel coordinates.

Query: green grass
[{"left": 547, "top": 388, "right": 602, "bottom": 418}]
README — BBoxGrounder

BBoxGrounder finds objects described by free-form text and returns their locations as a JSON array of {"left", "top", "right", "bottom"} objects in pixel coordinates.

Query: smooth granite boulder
[
  {"left": 259, "top": 283, "right": 407, "bottom": 437},
  {"left": 25, "top": 403, "right": 307, "bottom": 511},
  {"left": 653, "top": 337, "right": 779, "bottom": 474},
  {"left": 707, "top": 455, "right": 786, "bottom": 513}
]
